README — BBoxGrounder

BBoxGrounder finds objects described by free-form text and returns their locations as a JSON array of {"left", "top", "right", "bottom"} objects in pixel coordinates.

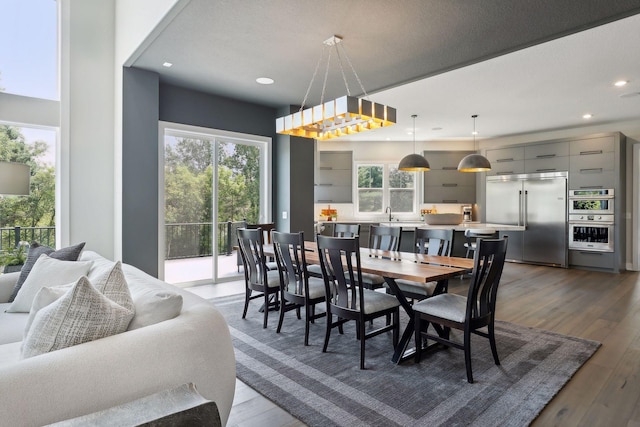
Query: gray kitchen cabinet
[
  {"left": 524, "top": 156, "right": 569, "bottom": 174},
  {"left": 315, "top": 151, "right": 353, "bottom": 203},
  {"left": 569, "top": 142, "right": 615, "bottom": 190},
  {"left": 524, "top": 141, "right": 569, "bottom": 159},
  {"left": 423, "top": 151, "right": 476, "bottom": 203},
  {"left": 486, "top": 147, "right": 525, "bottom": 176}
]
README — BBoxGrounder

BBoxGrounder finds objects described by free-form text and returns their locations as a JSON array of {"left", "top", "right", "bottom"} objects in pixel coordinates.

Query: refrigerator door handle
[
  {"left": 524, "top": 190, "right": 528, "bottom": 227},
  {"left": 518, "top": 190, "right": 523, "bottom": 226}
]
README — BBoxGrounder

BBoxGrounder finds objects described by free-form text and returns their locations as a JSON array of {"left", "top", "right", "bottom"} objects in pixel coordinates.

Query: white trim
[{"left": 633, "top": 143, "right": 639, "bottom": 271}]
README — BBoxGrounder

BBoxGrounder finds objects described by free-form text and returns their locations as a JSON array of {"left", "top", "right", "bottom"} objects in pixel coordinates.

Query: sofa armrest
[
  {"left": 0, "top": 302, "right": 236, "bottom": 426},
  {"left": 0, "top": 272, "right": 19, "bottom": 303}
]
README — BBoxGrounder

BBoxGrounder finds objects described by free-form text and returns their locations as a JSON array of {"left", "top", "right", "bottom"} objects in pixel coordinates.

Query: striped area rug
[{"left": 211, "top": 295, "right": 599, "bottom": 427}]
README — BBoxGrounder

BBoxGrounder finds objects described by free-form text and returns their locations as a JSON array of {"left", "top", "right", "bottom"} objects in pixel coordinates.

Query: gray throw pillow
[{"left": 8, "top": 241, "right": 85, "bottom": 303}]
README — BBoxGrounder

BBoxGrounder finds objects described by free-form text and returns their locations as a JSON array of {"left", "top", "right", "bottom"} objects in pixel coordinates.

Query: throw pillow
[
  {"left": 6, "top": 254, "right": 93, "bottom": 313},
  {"left": 22, "top": 275, "right": 135, "bottom": 359},
  {"left": 8, "top": 241, "right": 86, "bottom": 303},
  {"left": 127, "top": 287, "right": 183, "bottom": 330},
  {"left": 23, "top": 284, "right": 72, "bottom": 338}
]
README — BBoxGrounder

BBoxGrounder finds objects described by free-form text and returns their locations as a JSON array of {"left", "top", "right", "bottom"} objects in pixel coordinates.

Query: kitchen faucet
[{"left": 385, "top": 206, "right": 392, "bottom": 221}]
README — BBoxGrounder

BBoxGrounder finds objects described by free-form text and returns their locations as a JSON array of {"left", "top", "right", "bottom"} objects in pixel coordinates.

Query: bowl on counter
[{"left": 424, "top": 213, "right": 463, "bottom": 225}]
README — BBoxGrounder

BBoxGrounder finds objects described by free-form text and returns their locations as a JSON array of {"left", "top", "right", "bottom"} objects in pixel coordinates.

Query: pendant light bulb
[
  {"left": 398, "top": 114, "right": 430, "bottom": 172},
  {"left": 457, "top": 114, "right": 491, "bottom": 172}
]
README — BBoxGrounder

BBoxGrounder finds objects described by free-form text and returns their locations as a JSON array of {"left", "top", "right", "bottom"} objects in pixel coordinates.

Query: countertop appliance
[
  {"left": 486, "top": 171, "right": 567, "bottom": 267},
  {"left": 568, "top": 188, "right": 614, "bottom": 215},
  {"left": 462, "top": 206, "right": 473, "bottom": 222},
  {"left": 568, "top": 214, "right": 614, "bottom": 252}
]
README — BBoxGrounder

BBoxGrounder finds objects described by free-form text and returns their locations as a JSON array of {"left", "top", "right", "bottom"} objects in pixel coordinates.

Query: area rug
[{"left": 211, "top": 295, "right": 600, "bottom": 427}]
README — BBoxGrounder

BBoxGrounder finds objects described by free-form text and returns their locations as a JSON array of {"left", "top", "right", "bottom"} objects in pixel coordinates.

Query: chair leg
[
  {"left": 276, "top": 295, "right": 286, "bottom": 333},
  {"left": 392, "top": 310, "right": 399, "bottom": 347},
  {"left": 359, "top": 319, "right": 366, "bottom": 370},
  {"left": 488, "top": 320, "right": 500, "bottom": 365},
  {"left": 464, "top": 327, "right": 473, "bottom": 383},
  {"left": 296, "top": 306, "right": 301, "bottom": 320},
  {"left": 262, "top": 292, "right": 270, "bottom": 328},
  {"left": 304, "top": 305, "right": 311, "bottom": 346},
  {"left": 414, "top": 314, "right": 422, "bottom": 363},
  {"left": 242, "top": 289, "right": 251, "bottom": 319},
  {"left": 323, "top": 312, "right": 332, "bottom": 353}
]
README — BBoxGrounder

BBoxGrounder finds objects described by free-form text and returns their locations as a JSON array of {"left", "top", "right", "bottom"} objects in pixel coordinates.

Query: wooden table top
[{"left": 264, "top": 241, "right": 472, "bottom": 284}]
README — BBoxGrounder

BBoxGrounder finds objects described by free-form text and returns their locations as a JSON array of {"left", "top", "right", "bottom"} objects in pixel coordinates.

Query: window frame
[{"left": 355, "top": 162, "right": 419, "bottom": 220}]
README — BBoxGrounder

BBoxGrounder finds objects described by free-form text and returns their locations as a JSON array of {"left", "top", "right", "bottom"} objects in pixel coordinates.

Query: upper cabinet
[
  {"left": 315, "top": 151, "right": 353, "bottom": 203},
  {"left": 486, "top": 141, "right": 570, "bottom": 176},
  {"left": 485, "top": 147, "right": 525, "bottom": 176},
  {"left": 423, "top": 151, "right": 476, "bottom": 203},
  {"left": 569, "top": 135, "right": 617, "bottom": 190}
]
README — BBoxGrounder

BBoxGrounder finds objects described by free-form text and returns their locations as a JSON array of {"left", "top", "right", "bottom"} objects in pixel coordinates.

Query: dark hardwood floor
[{"left": 198, "top": 262, "right": 640, "bottom": 426}]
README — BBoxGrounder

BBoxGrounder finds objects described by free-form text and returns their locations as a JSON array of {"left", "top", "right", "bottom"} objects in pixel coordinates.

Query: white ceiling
[{"left": 131, "top": 1, "right": 640, "bottom": 143}]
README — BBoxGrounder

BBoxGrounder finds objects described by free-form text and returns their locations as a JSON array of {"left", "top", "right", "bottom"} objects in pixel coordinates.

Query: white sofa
[{"left": 0, "top": 251, "right": 236, "bottom": 426}]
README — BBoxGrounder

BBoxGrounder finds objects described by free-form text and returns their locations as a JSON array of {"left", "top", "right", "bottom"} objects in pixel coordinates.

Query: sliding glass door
[{"left": 161, "top": 123, "right": 270, "bottom": 285}]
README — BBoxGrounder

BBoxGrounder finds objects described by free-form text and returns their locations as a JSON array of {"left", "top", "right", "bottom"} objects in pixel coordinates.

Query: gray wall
[
  {"left": 122, "top": 75, "right": 316, "bottom": 277},
  {"left": 122, "top": 67, "right": 159, "bottom": 276}
]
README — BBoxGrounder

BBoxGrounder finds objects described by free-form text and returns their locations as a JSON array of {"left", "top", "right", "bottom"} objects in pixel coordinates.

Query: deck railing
[
  {"left": 0, "top": 226, "right": 55, "bottom": 252},
  {"left": 165, "top": 220, "right": 246, "bottom": 260}
]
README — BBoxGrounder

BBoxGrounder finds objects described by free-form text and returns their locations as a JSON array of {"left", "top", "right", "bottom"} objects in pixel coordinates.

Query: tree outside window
[{"left": 357, "top": 164, "right": 416, "bottom": 215}]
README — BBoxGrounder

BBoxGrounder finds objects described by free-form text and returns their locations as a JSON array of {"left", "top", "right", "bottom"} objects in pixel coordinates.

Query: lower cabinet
[{"left": 568, "top": 250, "right": 615, "bottom": 271}]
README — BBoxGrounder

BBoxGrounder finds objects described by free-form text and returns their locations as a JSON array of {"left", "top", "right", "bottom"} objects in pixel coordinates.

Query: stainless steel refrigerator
[{"left": 486, "top": 172, "right": 567, "bottom": 267}]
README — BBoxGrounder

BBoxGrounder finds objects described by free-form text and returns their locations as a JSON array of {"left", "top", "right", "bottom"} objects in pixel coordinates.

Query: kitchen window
[{"left": 356, "top": 163, "right": 416, "bottom": 216}]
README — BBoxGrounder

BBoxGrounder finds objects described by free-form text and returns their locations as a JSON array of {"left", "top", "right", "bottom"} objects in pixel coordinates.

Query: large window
[{"left": 357, "top": 163, "right": 416, "bottom": 216}]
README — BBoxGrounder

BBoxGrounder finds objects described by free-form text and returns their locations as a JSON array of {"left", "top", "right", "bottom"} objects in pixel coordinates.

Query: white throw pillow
[
  {"left": 6, "top": 254, "right": 92, "bottom": 313},
  {"left": 22, "top": 274, "right": 135, "bottom": 359},
  {"left": 23, "top": 284, "right": 72, "bottom": 338},
  {"left": 127, "top": 287, "right": 183, "bottom": 330}
]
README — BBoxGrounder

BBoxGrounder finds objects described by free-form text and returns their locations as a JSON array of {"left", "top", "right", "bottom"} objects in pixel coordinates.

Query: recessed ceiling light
[
  {"left": 471, "top": 131, "right": 479, "bottom": 135},
  {"left": 583, "top": 113, "right": 593, "bottom": 119},
  {"left": 256, "top": 77, "right": 274, "bottom": 85},
  {"left": 614, "top": 80, "right": 628, "bottom": 87},
  {"left": 162, "top": 62, "right": 173, "bottom": 68}
]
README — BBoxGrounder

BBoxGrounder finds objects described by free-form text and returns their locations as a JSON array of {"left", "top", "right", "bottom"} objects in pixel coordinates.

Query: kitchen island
[{"left": 317, "top": 220, "right": 524, "bottom": 255}]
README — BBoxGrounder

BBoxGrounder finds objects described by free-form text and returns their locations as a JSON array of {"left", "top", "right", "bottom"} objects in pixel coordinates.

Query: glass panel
[
  {"left": 358, "top": 189, "right": 383, "bottom": 212},
  {"left": 358, "top": 165, "right": 383, "bottom": 188},
  {"left": 389, "top": 166, "right": 413, "bottom": 189},
  {"left": 0, "top": 124, "right": 57, "bottom": 253},
  {"left": 390, "top": 189, "right": 414, "bottom": 212},
  {"left": 0, "top": 0, "right": 58, "bottom": 99},
  {"left": 163, "top": 135, "right": 214, "bottom": 284}
]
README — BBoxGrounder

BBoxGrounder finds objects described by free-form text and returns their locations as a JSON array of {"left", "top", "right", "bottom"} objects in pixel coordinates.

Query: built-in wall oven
[{"left": 568, "top": 188, "right": 614, "bottom": 252}]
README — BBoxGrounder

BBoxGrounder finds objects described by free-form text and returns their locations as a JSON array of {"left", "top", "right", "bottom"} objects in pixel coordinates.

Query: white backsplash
[{"left": 314, "top": 203, "right": 472, "bottom": 222}]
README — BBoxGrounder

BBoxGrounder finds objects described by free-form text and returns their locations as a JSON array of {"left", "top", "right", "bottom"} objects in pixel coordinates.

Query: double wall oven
[{"left": 568, "top": 189, "right": 614, "bottom": 252}]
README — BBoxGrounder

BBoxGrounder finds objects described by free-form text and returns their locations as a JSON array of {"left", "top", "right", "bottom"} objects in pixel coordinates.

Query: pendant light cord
[{"left": 412, "top": 114, "right": 417, "bottom": 154}]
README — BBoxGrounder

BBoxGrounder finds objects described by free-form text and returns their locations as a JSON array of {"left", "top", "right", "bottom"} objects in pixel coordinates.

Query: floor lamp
[{"left": 0, "top": 161, "right": 31, "bottom": 252}]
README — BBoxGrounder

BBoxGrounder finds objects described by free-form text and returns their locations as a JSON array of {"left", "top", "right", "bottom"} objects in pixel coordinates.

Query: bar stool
[{"left": 464, "top": 228, "right": 498, "bottom": 258}]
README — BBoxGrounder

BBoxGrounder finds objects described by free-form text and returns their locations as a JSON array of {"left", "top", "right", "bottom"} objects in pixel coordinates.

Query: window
[{"left": 357, "top": 163, "right": 416, "bottom": 216}]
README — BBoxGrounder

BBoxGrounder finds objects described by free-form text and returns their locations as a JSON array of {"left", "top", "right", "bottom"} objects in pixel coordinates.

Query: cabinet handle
[
  {"left": 319, "top": 167, "right": 333, "bottom": 170},
  {"left": 496, "top": 158, "right": 514, "bottom": 163},
  {"left": 442, "top": 199, "right": 458, "bottom": 203},
  {"left": 579, "top": 168, "right": 603, "bottom": 173},
  {"left": 536, "top": 168, "right": 557, "bottom": 172},
  {"left": 536, "top": 154, "right": 556, "bottom": 158},
  {"left": 580, "top": 185, "right": 602, "bottom": 189},
  {"left": 317, "top": 199, "right": 333, "bottom": 203},
  {"left": 442, "top": 166, "right": 457, "bottom": 171},
  {"left": 579, "top": 150, "right": 603, "bottom": 155},
  {"left": 579, "top": 251, "right": 602, "bottom": 256},
  {"left": 316, "top": 183, "right": 333, "bottom": 186},
  {"left": 497, "top": 171, "right": 514, "bottom": 175},
  {"left": 442, "top": 183, "right": 458, "bottom": 187}
]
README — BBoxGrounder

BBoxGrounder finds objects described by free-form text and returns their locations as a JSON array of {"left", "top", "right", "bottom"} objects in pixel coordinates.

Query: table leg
[{"left": 385, "top": 277, "right": 449, "bottom": 364}]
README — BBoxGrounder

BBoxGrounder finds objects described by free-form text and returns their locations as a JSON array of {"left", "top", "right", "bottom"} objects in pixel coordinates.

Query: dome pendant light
[
  {"left": 458, "top": 114, "right": 491, "bottom": 172},
  {"left": 398, "top": 115, "right": 430, "bottom": 171}
]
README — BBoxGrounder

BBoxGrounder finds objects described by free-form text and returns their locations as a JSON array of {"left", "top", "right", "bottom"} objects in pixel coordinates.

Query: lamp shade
[
  {"left": 0, "top": 161, "right": 31, "bottom": 196},
  {"left": 457, "top": 154, "right": 491, "bottom": 172},
  {"left": 398, "top": 153, "right": 430, "bottom": 171}
]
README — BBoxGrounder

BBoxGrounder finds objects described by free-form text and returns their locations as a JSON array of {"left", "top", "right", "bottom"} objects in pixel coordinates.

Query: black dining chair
[
  {"left": 308, "top": 223, "right": 361, "bottom": 278},
  {"left": 237, "top": 228, "right": 281, "bottom": 328},
  {"left": 236, "top": 222, "right": 277, "bottom": 272},
  {"left": 272, "top": 231, "right": 328, "bottom": 345},
  {"left": 463, "top": 228, "right": 498, "bottom": 258},
  {"left": 316, "top": 234, "right": 400, "bottom": 370},
  {"left": 389, "top": 228, "right": 455, "bottom": 301},
  {"left": 413, "top": 237, "right": 508, "bottom": 383},
  {"left": 355, "top": 225, "right": 402, "bottom": 290}
]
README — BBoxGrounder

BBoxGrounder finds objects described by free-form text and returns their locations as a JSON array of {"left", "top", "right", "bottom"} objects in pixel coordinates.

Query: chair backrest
[
  {"left": 414, "top": 228, "right": 454, "bottom": 256},
  {"left": 333, "top": 223, "right": 360, "bottom": 238},
  {"left": 368, "top": 225, "right": 402, "bottom": 251},
  {"left": 467, "top": 237, "right": 508, "bottom": 323},
  {"left": 237, "top": 228, "right": 268, "bottom": 288},
  {"left": 316, "top": 235, "right": 364, "bottom": 313},
  {"left": 247, "top": 222, "right": 276, "bottom": 244},
  {"left": 272, "top": 231, "right": 308, "bottom": 296},
  {"left": 464, "top": 228, "right": 498, "bottom": 240}
]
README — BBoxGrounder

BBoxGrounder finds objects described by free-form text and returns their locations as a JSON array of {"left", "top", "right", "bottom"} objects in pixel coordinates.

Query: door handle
[
  {"left": 518, "top": 190, "right": 522, "bottom": 227},
  {"left": 524, "top": 190, "right": 528, "bottom": 227}
]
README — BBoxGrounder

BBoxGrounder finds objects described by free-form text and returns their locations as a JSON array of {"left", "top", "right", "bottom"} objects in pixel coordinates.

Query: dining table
[{"left": 262, "top": 241, "right": 474, "bottom": 364}]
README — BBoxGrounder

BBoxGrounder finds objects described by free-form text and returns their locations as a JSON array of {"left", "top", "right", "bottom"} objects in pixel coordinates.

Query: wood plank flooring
[{"left": 191, "top": 262, "right": 640, "bottom": 426}]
